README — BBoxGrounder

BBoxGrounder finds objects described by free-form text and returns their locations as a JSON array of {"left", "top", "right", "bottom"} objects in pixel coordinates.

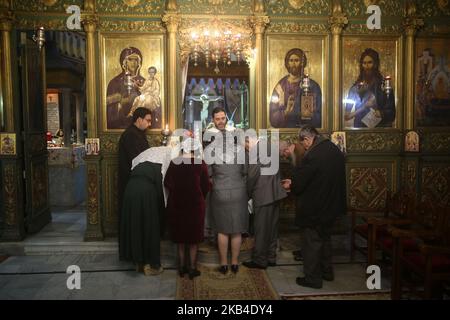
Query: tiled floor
[{"left": 0, "top": 209, "right": 390, "bottom": 300}]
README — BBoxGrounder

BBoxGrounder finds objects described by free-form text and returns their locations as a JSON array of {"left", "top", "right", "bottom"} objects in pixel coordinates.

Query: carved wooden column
[
  {"left": 251, "top": 12, "right": 269, "bottom": 130},
  {"left": 328, "top": 1, "right": 348, "bottom": 131},
  {"left": 403, "top": 1, "right": 423, "bottom": 130},
  {"left": 162, "top": 11, "right": 181, "bottom": 129},
  {"left": 0, "top": 8, "right": 25, "bottom": 241},
  {"left": 82, "top": 14, "right": 98, "bottom": 138},
  {"left": 0, "top": 9, "right": 14, "bottom": 131},
  {"left": 82, "top": 13, "right": 103, "bottom": 241}
]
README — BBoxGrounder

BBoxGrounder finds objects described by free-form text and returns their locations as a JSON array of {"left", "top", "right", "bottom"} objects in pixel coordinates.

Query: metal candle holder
[
  {"left": 302, "top": 74, "right": 311, "bottom": 96},
  {"left": 384, "top": 76, "right": 392, "bottom": 97},
  {"left": 161, "top": 124, "right": 171, "bottom": 146},
  {"left": 32, "top": 27, "right": 46, "bottom": 51}
]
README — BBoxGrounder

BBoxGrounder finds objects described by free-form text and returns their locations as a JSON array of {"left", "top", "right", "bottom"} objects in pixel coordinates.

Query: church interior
[{"left": 0, "top": 0, "right": 450, "bottom": 300}]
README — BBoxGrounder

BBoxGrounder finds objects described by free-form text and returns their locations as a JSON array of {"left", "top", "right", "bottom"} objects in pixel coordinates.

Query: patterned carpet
[
  {"left": 176, "top": 264, "right": 279, "bottom": 300},
  {"left": 281, "top": 290, "right": 391, "bottom": 300}
]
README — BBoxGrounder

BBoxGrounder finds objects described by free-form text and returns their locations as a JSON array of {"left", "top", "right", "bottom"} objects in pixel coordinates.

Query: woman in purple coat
[{"left": 164, "top": 138, "right": 211, "bottom": 279}]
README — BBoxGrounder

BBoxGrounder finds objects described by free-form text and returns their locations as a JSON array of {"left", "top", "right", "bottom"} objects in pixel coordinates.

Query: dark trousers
[
  {"left": 299, "top": 224, "right": 333, "bottom": 286},
  {"left": 252, "top": 202, "right": 280, "bottom": 267}
]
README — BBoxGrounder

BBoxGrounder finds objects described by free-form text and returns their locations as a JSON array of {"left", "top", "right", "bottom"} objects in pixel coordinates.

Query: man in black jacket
[{"left": 282, "top": 125, "right": 346, "bottom": 289}]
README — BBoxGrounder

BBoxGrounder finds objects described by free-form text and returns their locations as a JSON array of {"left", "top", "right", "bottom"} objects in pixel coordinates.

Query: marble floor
[{"left": 0, "top": 208, "right": 392, "bottom": 300}]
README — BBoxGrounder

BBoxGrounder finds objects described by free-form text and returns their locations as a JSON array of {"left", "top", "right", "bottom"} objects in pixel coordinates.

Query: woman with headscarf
[{"left": 164, "top": 138, "right": 211, "bottom": 279}]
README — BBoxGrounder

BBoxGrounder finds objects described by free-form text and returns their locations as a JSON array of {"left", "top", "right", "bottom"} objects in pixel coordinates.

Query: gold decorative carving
[
  {"left": 81, "top": 14, "right": 98, "bottom": 32},
  {"left": 122, "top": 0, "right": 141, "bottom": 7},
  {"left": 344, "top": 23, "right": 401, "bottom": 35},
  {"left": 100, "top": 133, "right": 160, "bottom": 154},
  {"left": 437, "top": 0, "right": 450, "bottom": 12},
  {"left": 328, "top": 12, "right": 348, "bottom": 35},
  {"left": 16, "top": 16, "right": 65, "bottom": 30},
  {"left": 343, "top": 0, "right": 403, "bottom": 17},
  {"left": 253, "top": 0, "right": 265, "bottom": 13},
  {"left": 178, "top": 0, "right": 252, "bottom": 15},
  {"left": 3, "top": 164, "right": 17, "bottom": 226},
  {"left": 363, "top": 0, "right": 379, "bottom": 7},
  {"left": 162, "top": 11, "right": 181, "bottom": 33},
  {"left": 405, "top": 160, "right": 416, "bottom": 190},
  {"left": 100, "top": 134, "right": 120, "bottom": 154},
  {"left": 349, "top": 167, "right": 388, "bottom": 209},
  {"left": 0, "top": 9, "right": 14, "bottom": 31},
  {"left": 84, "top": 0, "right": 95, "bottom": 12},
  {"left": 422, "top": 165, "right": 450, "bottom": 206},
  {"left": 249, "top": 15, "right": 270, "bottom": 34},
  {"left": 87, "top": 164, "right": 99, "bottom": 225},
  {"left": 347, "top": 132, "right": 402, "bottom": 152},
  {"left": 288, "top": 0, "right": 305, "bottom": 10},
  {"left": 104, "top": 162, "right": 118, "bottom": 222},
  {"left": 268, "top": 0, "right": 329, "bottom": 15},
  {"left": 96, "top": 0, "right": 164, "bottom": 14},
  {"left": 267, "top": 22, "right": 328, "bottom": 34},
  {"left": 417, "top": 0, "right": 450, "bottom": 17},
  {"left": 14, "top": 0, "right": 83, "bottom": 12},
  {"left": 166, "top": 0, "right": 177, "bottom": 11},
  {"left": 422, "top": 133, "right": 450, "bottom": 153},
  {"left": 41, "top": 0, "right": 58, "bottom": 6},
  {"left": 99, "top": 19, "right": 164, "bottom": 32},
  {"left": 403, "top": 0, "right": 424, "bottom": 36}
]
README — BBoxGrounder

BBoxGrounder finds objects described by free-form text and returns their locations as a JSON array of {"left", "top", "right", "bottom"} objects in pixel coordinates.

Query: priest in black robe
[
  {"left": 119, "top": 161, "right": 164, "bottom": 275},
  {"left": 118, "top": 107, "right": 152, "bottom": 229}
]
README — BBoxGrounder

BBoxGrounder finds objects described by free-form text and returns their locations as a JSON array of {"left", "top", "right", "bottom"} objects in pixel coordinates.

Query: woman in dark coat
[
  {"left": 164, "top": 138, "right": 211, "bottom": 279},
  {"left": 119, "top": 161, "right": 164, "bottom": 276}
]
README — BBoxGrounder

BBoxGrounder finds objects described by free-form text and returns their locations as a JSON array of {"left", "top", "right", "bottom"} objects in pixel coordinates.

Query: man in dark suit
[
  {"left": 282, "top": 125, "right": 347, "bottom": 289},
  {"left": 243, "top": 137, "right": 288, "bottom": 269}
]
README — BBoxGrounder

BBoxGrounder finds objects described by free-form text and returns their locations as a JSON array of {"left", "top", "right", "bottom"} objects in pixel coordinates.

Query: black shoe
[
  {"left": 178, "top": 266, "right": 188, "bottom": 277},
  {"left": 322, "top": 273, "right": 334, "bottom": 281},
  {"left": 188, "top": 268, "right": 201, "bottom": 280},
  {"left": 295, "top": 277, "right": 322, "bottom": 289},
  {"left": 242, "top": 261, "right": 267, "bottom": 269},
  {"left": 268, "top": 262, "right": 277, "bottom": 267},
  {"left": 218, "top": 265, "right": 228, "bottom": 275},
  {"left": 231, "top": 264, "right": 239, "bottom": 274}
]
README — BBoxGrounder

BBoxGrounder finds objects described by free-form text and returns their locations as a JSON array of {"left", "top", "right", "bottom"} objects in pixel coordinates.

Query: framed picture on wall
[
  {"left": 342, "top": 36, "right": 401, "bottom": 130},
  {"left": 415, "top": 37, "right": 450, "bottom": 127},
  {"left": 0, "top": 133, "right": 16, "bottom": 155},
  {"left": 100, "top": 33, "right": 165, "bottom": 131},
  {"left": 266, "top": 35, "right": 329, "bottom": 131}
]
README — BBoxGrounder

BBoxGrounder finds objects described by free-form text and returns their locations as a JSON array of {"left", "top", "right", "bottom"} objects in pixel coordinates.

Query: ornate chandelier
[{"left": 179, "top": 18, "right": 253, "bottom": 73}]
